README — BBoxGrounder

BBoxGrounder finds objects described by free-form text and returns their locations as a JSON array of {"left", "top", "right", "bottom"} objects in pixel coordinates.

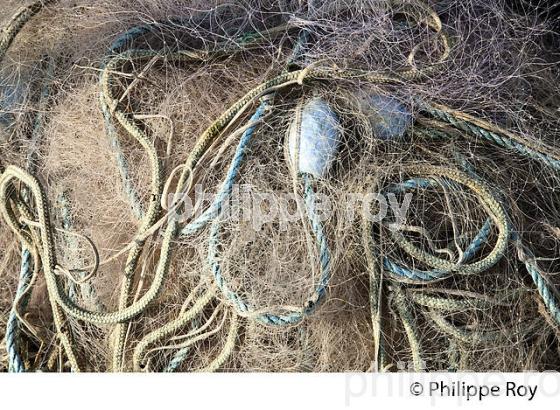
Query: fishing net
[{"left": 0, "top": 0, "right": 559, "bottom": 372}]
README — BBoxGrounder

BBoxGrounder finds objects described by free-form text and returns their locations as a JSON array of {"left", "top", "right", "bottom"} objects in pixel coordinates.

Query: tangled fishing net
[{"left": 0, "top": 0, "right": 559, "bottom": 372}]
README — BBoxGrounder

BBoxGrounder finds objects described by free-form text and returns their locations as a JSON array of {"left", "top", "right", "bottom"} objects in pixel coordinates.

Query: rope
[
  {"left": 513, "top": 235, "right": 560, "bottom": 326},
  {"left": 420, "top": 103, "right": 560, "bottom": 171},
  {"left": 208, "top": 170, "right": 331, "bottom": 325},
  {"left": 1, "top": 0, "right": 558, "bottom": 372},
  {"left": 0, "top": 0, "right": 55, "bottom": 62},
  {"left": 100, "top": 19, "right": 295, "bottom": 221},
  {"left": 5, "top": 54, "right": 55, "bottom": 372},
  {"left": 363, "top": 163, "right": 556, "bottom": 369},
  {"left": 6, "top": 247, "right": 33, "bottom": 372},
  {"left": 132, "top": 285, "right": 216, "bottom": 371},
  {"left": 378, "top": 167, "right": 509, "bottom": 283},
  {"left": 131, "top": 25, "right": 312, "bottom": 369},
  {"left": 417, "top": 103, "right": 560, "bottom": 327},
  {"left": 392, "top": 286, "right": 423, "bottom": 371}
]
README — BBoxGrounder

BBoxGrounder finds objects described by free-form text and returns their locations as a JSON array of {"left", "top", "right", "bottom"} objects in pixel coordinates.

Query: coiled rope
[
  {"left": 1, "top": 0, "right": 558, "bottom": 372},
  {"left": 364, "top": 122, "right": 560, "bottom": 370}
]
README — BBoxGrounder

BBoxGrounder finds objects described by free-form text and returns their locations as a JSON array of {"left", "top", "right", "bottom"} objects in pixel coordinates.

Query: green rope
[{"left": 1, "top": 0, "right": 558, "bottom": 373}]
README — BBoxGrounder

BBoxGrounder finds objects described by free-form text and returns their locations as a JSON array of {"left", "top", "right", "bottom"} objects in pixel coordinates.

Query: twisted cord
[
  {"left": 512, "top": 234, "right": 560, "bottom": 326},
  {"left": 163, "top": 316, "right": 202, "bottom": 372},
  {"left": 525, "top": 263, "right": 560, "bottom": 325},
  {"left": 6, "top": 247, "right": 33, "bottom": 372},
  {"left": 422, "top": 104, "right": 560, "bottom": 171},
  {"left": 5, "top": 54, "right": 55, "bottom": 372},
  {"left": 0, "top": 1, "right": 55, "bottom": 62},
  {"left": 206, "top": 101, "right": 331, "bottom": 325},
  {"left": 377, "top": 167, "right": 509, "bottom": 282}
]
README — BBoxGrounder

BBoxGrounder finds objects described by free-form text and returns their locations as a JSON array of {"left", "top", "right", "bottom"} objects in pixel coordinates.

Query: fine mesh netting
[{"left": 0, "top": 0, "right": 559, "bottom": 372}]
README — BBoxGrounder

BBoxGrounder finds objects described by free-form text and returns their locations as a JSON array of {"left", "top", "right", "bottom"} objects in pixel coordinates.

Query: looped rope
[
  {"left": 208, "top": 170, "right": 331, "bottom": 326},
  {"left": 375, "top": 167, "right": 509, "bottom": 283},
  {"left": 1, "top": 0, "right": 559, "bottom": 372},
  {"left": 365, "top": 163, "right": 558, "bottom": 369}
]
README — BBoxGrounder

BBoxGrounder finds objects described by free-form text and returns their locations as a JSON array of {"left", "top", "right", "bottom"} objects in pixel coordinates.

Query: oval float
[
  {"left": 365, "top": 95, "right": 412, "bottom": 140},
  {"left": 287, "top": 97, "right": 342, "bottom": 179}
]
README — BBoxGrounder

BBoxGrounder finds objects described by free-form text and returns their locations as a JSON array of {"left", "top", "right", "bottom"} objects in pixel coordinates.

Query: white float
[{"left": 287, "top": 97, "right": 342, "bottom": 179}]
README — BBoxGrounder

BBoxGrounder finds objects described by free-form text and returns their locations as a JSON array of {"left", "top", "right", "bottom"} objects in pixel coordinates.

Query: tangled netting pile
[{"left": 0, "top": 0, "right": 559, "bottom": 372}]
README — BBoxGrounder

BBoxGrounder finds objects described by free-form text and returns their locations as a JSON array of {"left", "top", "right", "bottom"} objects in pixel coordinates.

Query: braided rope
[
  {"left": 422, "top": 104, "right": 560, "bottom": 171},
  {"left": 377, "top": 167, "right": 509, "bottom": 282},
  {"left": 406, "top": 288, "right": 521, "bottom": 312},
  {"left": 6, "top": 247, "right": 33, "bottom": 372},
  {"left": 198, "top": 309, "right": 239, "bottom": 372},
  {"left": 425, "top": 309, "right": 502, "bottom": 345},
  {"left": 392, "top": 287, "right": 423, "bottom": 371},
  {"left": 5, "top": 54, "right": 55, "bottom": 372},
  {"left": 132, "top": 286, "right": 216, "bottom": 370},
  {"left": 206, "top": 107, "right": 331, "bottom": 325},
  {"left": 0, "top": 1, "right": 55, "bottom": 62}
]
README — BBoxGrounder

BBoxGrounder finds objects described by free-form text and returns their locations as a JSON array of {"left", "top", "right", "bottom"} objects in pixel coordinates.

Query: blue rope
[
  {"left": 462, "top": 219, "right": 492, "bottom": 262},
  {"left": 6, "top": 247, "right": 33, "bottom": 372},
  {"left": 380, "top": 177, "right": 492, "bottom": 282},
  {"left": 208, "top": 172, "right": 331, "bottom": 325},
  {"left": 510, "top": 232, "right": 560, "bottom": 326},
  {"left": 100, "top": 21, "right": 191, "bottom": 220},
  {"left": 178, "top": 22, "right": 308, "bottom": 236},
  {"left": 164, "top": 345, "right": 192, "bottom": 372},
  {"left": 205, "top": 105, "right": 331, "bottom": 325},
  {"left": 97, "top": 22, "right": 311, "bottom": 370},
  {"left": 6, "top": 56, "right": 55, "bottom": 372},
  {"left": 422, "top": 104, "right": 560, "bottom": 172},
  {"left": 201, "top": 27, "right": 320, "bottom": 325},
  {"left": 162, "top": 95, "right": 327, "bottom": 371},
  {"left": 163, "top": 316, "right": 201, "bottom": 372},
  {"left": 179, "top": 101, "right": 269, "bottom": 236},
  {"left": 419, "top": 103, "right": 560, "bottom": 324},
  {"left": 525, "top": 262, "right": 560, "bottom": 325}
]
